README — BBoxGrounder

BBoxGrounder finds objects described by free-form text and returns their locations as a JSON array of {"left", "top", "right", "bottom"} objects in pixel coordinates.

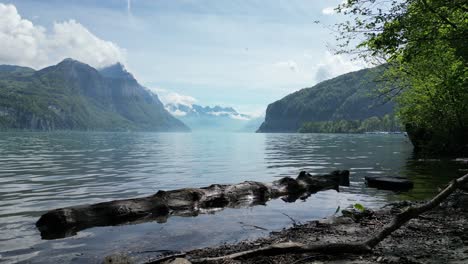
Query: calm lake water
[{"left": 0, "top": 132, "right": 466, "bottom": 263}]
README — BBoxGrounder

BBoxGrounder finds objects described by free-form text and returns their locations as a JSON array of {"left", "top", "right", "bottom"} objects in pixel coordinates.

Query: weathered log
[
  {"left": 190, "top": 173, "right": 468, "bottom": 263},
  {"left": 36, "top": 170, "right": 350, "bottom": 239}
]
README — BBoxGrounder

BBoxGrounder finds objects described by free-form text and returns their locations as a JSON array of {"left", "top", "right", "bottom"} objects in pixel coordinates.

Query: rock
[{"left": 365, "top": 175, "right": 414, "bottom": 191}]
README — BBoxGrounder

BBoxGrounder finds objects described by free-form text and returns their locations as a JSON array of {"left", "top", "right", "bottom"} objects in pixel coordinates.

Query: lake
[{"left": 0, "top": 132, "right": 466, "bottom": 263}]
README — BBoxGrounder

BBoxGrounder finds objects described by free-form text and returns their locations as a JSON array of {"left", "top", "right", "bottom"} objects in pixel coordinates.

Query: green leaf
[{"left": 353, "top": 203, "right": 365, "bottom": 212}]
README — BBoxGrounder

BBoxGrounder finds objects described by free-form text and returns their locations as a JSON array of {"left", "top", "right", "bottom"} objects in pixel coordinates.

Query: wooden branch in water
[
  {"left": 36, "top": 170, "right": 350, "bottom": 239},
  {"left": 191, "top": 173, "right": 468, "bottom": 263}
]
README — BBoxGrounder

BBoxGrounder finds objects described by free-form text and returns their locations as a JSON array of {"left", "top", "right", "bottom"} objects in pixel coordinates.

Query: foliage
[
  {"left": 336, "top": 0, "right": 468, "bottom": 154},
  {"left": 298, "top": 114, "right": 403, "bottom": 133},
  {"left": 353, "top": 203, "right": 365, "bottom": 212}
]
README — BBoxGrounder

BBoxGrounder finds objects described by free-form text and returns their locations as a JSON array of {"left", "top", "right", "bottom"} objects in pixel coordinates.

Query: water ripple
[{"left": 0, "top": 132, "right": 466, "bottom": 263}]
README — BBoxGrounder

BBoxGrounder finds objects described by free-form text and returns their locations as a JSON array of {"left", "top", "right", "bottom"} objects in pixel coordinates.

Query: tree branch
[{"left": 419, "top": 0, "right": 459, "bottom": 29}]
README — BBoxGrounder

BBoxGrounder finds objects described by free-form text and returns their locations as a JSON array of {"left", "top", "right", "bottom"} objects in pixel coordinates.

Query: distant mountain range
[
  {"left": 0, "top": 59, "right": 395, "bottom": 133},
  {"left": 0, "top": 59, "right": 189, "bottom": 131},
  {"left": 165, "top": 103, "right": 263, "bottom": 132},
  {"left": 257, "top": 66, "right": 395, "bottom": 132}
]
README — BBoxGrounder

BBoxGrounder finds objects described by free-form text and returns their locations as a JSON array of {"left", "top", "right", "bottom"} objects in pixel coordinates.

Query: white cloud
[
  {"left": 205, "top": 111, "right": 250, "bottom": 120},
  {"left": 229, "top": 114, "right": 250, "bottom": 121},
  {"left": 156, "top": 90, "right": 197, "bottom": 117},
  {"left": 158, "top": 91, "right": 198, "bottom": 107},
  {"left": 322, "top": 7, "right": 335, "bottom": 15},
  {"left": 0, "top": 3, "right": 126, "bottom": 69},
  {"left": 314, "top": 52, "right": 365, "bottom": 83},
  {"left": 234, "top": 105, "right": 266, "bottom": 118},
  {"left": 170, "top": 109, "right": 187, "bottom": 117}
]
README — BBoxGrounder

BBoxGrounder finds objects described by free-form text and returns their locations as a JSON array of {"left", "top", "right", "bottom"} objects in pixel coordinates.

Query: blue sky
[{"left": 0, "top": 0, "right": 364, "bottom": 116}]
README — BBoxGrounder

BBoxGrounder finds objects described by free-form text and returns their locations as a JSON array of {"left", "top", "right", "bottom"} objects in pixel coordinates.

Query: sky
[{"left": 0, "top": 0, "right": 365, "bottom": 117}]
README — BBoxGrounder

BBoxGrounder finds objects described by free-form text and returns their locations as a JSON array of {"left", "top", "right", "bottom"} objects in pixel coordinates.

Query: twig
[
  {"left": 239, "top": 222, "right": 269, "bottom": 231},
  {"left": 282, "top": 213, "right": 301, "bottom": 226}
]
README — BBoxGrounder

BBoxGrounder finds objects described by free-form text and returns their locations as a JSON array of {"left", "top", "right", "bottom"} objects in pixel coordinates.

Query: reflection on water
[{"left": 0, "top": 132, "right": 466, "bottom": 263}]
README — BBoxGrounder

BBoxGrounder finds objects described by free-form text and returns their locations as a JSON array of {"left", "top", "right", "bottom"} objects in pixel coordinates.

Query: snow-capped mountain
[
  {"left": 165, "top": 103, "right": 263, "bottom": 132},
  {"left": 165, "top": 103, "right": 250, "bottom": 119}
]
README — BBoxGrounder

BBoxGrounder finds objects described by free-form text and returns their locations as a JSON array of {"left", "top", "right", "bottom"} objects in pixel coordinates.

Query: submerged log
[
  {"left": 365, "top": 175, "right": 414, "bottom": 191},
  {"left": 36, "top": 170, "right": 350, "bottom": 239}
]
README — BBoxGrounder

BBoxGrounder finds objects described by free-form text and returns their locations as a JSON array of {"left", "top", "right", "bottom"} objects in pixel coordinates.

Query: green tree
[
  {"left": 336, "top": 0, "right": 468, "bottom": 154},
  {"left": 298, "top": 115, "right": 403, "bottom": 133}
]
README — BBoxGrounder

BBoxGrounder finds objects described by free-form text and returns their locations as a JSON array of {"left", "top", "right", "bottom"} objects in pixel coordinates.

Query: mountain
[
  {"left": 257, "top": 66, "right": 394, "bottom": 133},
  {"left": 0, "top": 59, "right": 189, "bottom": 131},
  {"left": 165, "top": 103, "right": 259, "bottom": 132}
]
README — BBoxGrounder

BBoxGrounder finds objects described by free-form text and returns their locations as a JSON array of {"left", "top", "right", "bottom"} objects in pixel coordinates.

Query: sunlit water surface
[{"left": 0, "top": 132, "right": 466, "bottom": 263}]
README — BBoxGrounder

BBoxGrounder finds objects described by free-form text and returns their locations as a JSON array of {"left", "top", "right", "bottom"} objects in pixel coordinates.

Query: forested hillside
[
  {"left": 299, "top": 114, "right": 402, "bottom": 133},
  {"left": 257, "top": 66, "right": 394, "bottom": 132},
  {"left": 0, "top": 59, "right": 189, "bottom": 132}
]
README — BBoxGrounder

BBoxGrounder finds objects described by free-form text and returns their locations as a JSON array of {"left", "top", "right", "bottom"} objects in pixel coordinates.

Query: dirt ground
[{"left": 179, "top": 191, "right": 468, "bottom": 264}]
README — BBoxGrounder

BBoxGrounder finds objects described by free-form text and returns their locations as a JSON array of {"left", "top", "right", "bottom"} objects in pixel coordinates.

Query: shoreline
[{"left": 116, "top": 191, "right": 468, "bottom": 264}]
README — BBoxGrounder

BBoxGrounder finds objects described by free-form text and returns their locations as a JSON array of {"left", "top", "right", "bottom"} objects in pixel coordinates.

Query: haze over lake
[{"left": 0, "top": 132, "right": 465, "bottom": 263}]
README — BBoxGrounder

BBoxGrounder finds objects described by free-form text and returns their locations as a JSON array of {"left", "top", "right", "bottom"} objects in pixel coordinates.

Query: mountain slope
[
  {"left": 0, "top": 59, "right": 189, "bottom": 131},
  {"left": 257, "top": 66, "right": 394, "bottom": 132},
  {"left": 0, "top": 65, "right": 35, "bottom": 76}
]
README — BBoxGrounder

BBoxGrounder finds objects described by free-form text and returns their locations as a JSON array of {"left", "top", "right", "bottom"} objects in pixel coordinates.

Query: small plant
[{"left": 353, "top": 203, "right": 365, "bottom": 212}]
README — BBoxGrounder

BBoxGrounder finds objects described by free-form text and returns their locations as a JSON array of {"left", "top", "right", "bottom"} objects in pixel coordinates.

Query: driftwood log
[
  {"left": 36, "top": 170, "right": 350, "bottom": 239},
  {"left": 190, "top": 173, "right": 468, "bottom": 263}
]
